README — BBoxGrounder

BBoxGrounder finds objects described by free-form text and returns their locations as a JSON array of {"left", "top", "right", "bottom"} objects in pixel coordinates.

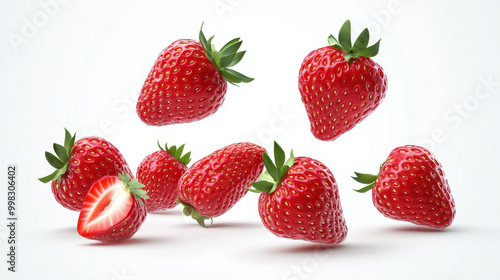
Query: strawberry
[
  {"left": 77, "top": 172, "right": 148, "bottom": 242},
  {"left": 39, "top": 129, "right": 132, "bottom": 211},
  {"left": 353, "top": 145, "right": 456, "bottom": 229},
  {"left": 136, "top": 24, "right": 253, "bottom": 126},
  {"left": 249, "top": 142, "right": 347, "bottom": 245},
  {"left": 298, "top": 20, "right": 388, "bottom": 141},
  {"left": 177, "top": 142, "right": 266, "bottom": 227},
  {"left": 136, "top": 141, "right": 191, "bottom": 212}
]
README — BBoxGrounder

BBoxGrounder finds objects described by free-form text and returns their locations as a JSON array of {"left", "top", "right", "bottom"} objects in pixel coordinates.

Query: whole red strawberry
[
  {"left": 353, "top": 145, "right": 456, "bottom": 229},
  {"left": 249, "top": 142, "right": 347, "bottom": 245},
  {"left": 136, "top": 141, "right": 191, "bottom": 212},
  {"left": 39, "top": 129, "right": 132, "bottom": 211},
  {"left": 177, "top": 142, "right": 266, "bottom": 227},
  {"left": 77, "top": 172, "right": 148, "bottom": 242},
  {"left": 137, "top": 24, "right": 253, "bottom": 126},
  {"left": 298, "top": 20, "right": 388, "bottom": 141}
]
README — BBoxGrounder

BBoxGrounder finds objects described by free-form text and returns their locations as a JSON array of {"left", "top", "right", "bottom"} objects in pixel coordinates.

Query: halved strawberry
[{"left": 77, "top": 172, "right": 149, "bottom": 242}]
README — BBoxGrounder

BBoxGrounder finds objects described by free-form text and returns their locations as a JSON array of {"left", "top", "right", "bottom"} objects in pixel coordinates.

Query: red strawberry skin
[
  {"left": 178, "top": 142, "right": 266, "bottom": 217},
  {"left": 373, "top": 145, "right": 455, "bottom": 228},
  {"left": 51, "top": 137, "right": 132, "bottom": 211},
  {"left": 258, "top": 157, "right": 347, "bottom": 245},
  {"left": 136, "top": 150, "right": 188, "bottom": 212},
  {"left": 77, "top": 176, "right": 147, "bottom": 242},
  {"left": 298, "top": 46, "right": 387, "bottom": 141},
  {"left": 137, "top": 39, "right": 227, "bottom": 126}
]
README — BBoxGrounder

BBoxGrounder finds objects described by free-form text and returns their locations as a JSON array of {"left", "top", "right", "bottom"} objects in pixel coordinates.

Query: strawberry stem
[{"left": 176, "top": 199, "right": 213, "bottom": 228}]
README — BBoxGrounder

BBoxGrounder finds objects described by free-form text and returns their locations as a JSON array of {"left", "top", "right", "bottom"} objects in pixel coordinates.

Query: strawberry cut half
[{"left": 77, "top": 172, "right": 148, "bottom": 242}]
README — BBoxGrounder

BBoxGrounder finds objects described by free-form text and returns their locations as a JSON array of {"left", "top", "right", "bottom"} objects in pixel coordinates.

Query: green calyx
[
  {"left": 176, "top": 199, "right": 213, "bottom": 228},
  {"left": 328, "top": 19, "right": 381, "bottom": 63},
  {"left": 158, "top": 140, "right": 191, "bottom": 165},
  {"left": 352, "top": 163, "right": 384, "bottom": 193},
  {"left": 118, "top": 172, "right": 149, "bottom": 205},
  {"left": 352, "top": 172, "right": 378, "bottom": 193},
  {"left": 38, "top": 128, "right": 76, "bottom": 187},
  {"left": 199, "top": 23, "right": 254, "bottom": 86},
  {"left": 247, "top": 141, "right": 295, "bottom": 194}
]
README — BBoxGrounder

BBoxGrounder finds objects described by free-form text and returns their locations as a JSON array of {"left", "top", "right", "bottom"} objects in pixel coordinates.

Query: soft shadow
[
  {"left": 276, "top": 243, "right": 344, "bottom": 254},
  {"left": 149, "top": 209, "right": 183, "bottom": 216},
  {"left": 386, "top": 224, "right": 462, "bottom": 233},
  {"left": 248, "top": 241, "right": 389, "bottom": 261},
  {"left": 81, "top": 236, "right": 169, "bottom": 247},
  {"left": 43, "top": 226, "right": 78, "bottom": 240},
  {"left": 210, "top": 222, "right": 262, "bottom": 229},
  {"left": 263, "top": 241, "right": 380, "bottom": 257},
  {"left": 52, "top": 226, "right": 78, "bottom": 235}
]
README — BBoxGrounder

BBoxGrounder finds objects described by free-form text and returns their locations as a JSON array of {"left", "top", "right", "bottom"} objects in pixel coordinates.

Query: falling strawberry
[
  {"left": 136, "top": 141, "right": 191, "bottom": 212},
  {"left": 39, "top": 129, "right": 132, "bottom": 211},
  {"left": 353, "top": 145, "right": 456, "bottom": 229},
  {"left": 249, "top": 142, "right": 347, "bottom": 245},
  {"left": 77, "top": 172, "right": 148, "bottom": 242},
  {"left": 136, "top": 23, "right": 253, "bottom": 126},
  {"left": 298, "top": 20, "right": 388, "bottom": 141},
  {"left": 177, "top": 142, "right": 266, "bottom": 227}
]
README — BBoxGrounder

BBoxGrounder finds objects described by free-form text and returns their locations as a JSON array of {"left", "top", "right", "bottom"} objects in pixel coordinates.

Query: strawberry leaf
[
  {"left": 53, "top": 143, "right": 68, "bottom": 162},
  {"left": 199, "top": 23, "right": 209, "bottom": 53},
  {"left": 168, "top": 145, "right": 177, "bottom": 155},
  {"left": 328, "top": 35, "right": 342, "bottom": 50},
  {"left": 219, "top": 52, "right": 236, "bottom": 68},
  {"left": 38, "top": 169, "right": 60, "bottom": 184},
  {"left": 250, "top": 181, "right": 274, "bottom": 193},
  {"left": 338, "top": 19, "right": 352, "bottom": 50},
  {"left": 352, "top": 172, "right": 378, "bottom": 184},
  {"left": 263, "top": 153, "right": 279, "bottom": 181},
  {"left": 274, "top": 141, "right": 286, "bottom": 170},
  {"left": 220, "top": 37, "right": 241, "bottom": 53},
  {"left": 226, "top": 51, "right": 246, "bottom": 68},
  {"left": 180, "top": 152, "right": 192, "bottom": 165},
  {"left": 358, "top": 39, "right": 381, "bottom": 58},
  {"left": 284, "top": 149, "right": 295, "bottom": 170},
  {"left": 63, "top": 128, "right": 75, "bottom": 152},
  {"left": 259, "top": 171, "right": 274, "bottom": 182},
  {"left": 45, "top": 152, "right": 64, "bottom": 169},
  {"left": 351, "top": 28, "right": 370, "bottom": 53},
  {"left": 175, "top": 144, "right": 185, "bottom": 159},
  {"left": 220, "top": 40, "right": 242, "bottom": 56},
  {"left": 222, "top": 68, "right": 254, "bottom": 83},
  {"left": 353, "top": 182, "right": 375, "bottom": 193}
]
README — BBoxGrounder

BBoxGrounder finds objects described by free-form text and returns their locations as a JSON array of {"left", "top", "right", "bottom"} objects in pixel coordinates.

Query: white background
[{"left": 1, "top": 0, "right": 500, "bottom": 279}]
